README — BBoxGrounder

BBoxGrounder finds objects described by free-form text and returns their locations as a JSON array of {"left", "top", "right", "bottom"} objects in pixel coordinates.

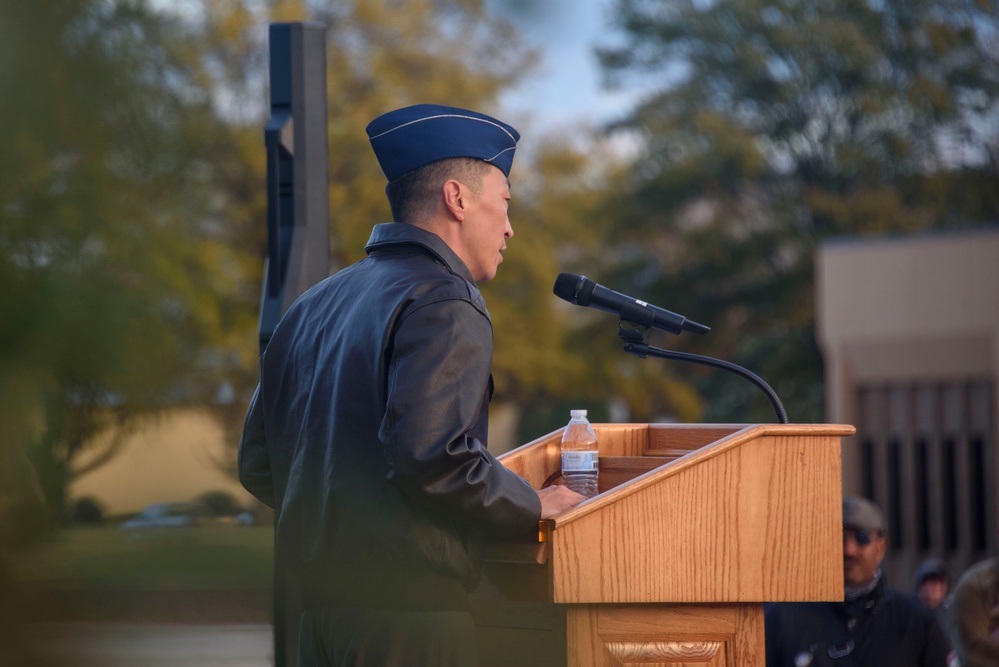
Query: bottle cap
[{"left": 570, "top": 409, "right": 587, "bottom": 418}]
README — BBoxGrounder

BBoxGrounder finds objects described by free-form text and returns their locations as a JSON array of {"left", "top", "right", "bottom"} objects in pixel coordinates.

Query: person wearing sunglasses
[{"left": 764, "top": 496, "right": 953, "bottom": 666}]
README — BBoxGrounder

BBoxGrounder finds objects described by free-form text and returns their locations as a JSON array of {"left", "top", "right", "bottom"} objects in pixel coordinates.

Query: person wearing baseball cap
[
  {"left": 765, "top": 497, "right": 952, "bottom": 666},
  {"left": 842, "top": 496, "right": 888, "bottom": 591},
  {"left": 913, "top": 557, "right": 950, "bottom": 628},
  {"left": 239, "top": 103, "right": 584, "bottom": 666}
]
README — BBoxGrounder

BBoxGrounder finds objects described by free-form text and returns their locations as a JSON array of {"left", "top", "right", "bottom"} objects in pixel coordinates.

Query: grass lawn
[{"left": 8, "top": 524, "right": 274, "bottom": 591}]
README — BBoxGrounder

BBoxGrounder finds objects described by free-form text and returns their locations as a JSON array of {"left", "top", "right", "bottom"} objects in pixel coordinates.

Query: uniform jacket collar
[{"left": 364, "top": 222, "right": 475, "bottom": 285}]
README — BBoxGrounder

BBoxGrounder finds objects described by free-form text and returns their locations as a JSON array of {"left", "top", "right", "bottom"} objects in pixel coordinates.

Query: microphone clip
[{"left": 616, "top": 301, "right": 655, "bottom": 350}]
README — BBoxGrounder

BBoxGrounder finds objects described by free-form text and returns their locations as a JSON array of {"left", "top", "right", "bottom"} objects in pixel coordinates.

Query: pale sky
[{"left": 489, "top": 0, "right": 635, "bottom": 132}]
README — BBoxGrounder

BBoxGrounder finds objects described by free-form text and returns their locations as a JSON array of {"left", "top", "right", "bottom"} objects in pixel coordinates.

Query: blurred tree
[
  {"left": 592, "top": 0, "right": 999, "bottom": 422},
  {"left": 0, "top": 0, "right": 250, "bottom": 529}
]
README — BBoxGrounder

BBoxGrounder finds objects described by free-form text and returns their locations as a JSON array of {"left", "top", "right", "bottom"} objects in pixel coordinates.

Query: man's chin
[{"left": 843, "top": 574, "right": 870, "bottom": 587}]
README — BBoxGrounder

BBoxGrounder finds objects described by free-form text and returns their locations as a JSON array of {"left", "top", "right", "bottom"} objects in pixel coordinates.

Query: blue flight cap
[{"left": 366, "top": 104, "right": 519, "bottom": 182}]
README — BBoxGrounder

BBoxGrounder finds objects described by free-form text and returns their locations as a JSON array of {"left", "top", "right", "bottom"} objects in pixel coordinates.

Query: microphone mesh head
[{"left": 552, "top": 272, "right": 584, "bottom": 303}]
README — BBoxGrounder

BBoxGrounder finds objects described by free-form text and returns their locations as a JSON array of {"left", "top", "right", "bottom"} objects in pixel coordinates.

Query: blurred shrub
[
  {"left": 68, "top": 497, "right": 105, "bottom": 525},
  {"left": 198, "top": 490, "right": 243, "bottom": 517}
]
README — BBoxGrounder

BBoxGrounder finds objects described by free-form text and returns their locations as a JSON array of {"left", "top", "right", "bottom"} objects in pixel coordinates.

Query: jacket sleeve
[
  {"left": 379, "top": 295, "right": 541, "bottom": 538},
  {"left": 237, "top": 384, "right": 277, "bottom": 509}
]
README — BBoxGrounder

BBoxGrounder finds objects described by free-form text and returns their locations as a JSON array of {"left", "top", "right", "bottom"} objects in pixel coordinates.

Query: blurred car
[
  {"left": 119, "top": 501, "right": 215, "bottom": 530},
  {"left": 233, "top": 511, "right": 255, "bottom": 526}
]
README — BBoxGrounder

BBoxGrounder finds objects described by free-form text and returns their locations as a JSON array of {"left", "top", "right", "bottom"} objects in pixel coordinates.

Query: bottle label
[{"left": 562, "top": 450, "right": 599, "bottom": 472}]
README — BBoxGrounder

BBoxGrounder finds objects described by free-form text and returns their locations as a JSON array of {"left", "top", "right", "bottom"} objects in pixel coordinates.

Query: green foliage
[
  {"left": 591, "top": 0, "right": 999, "bottom": 422},
  {"left": 68, "top": 497, "right": 106, "bottom": 525},
  {"left": 0, "top": 0, "right": 253, "bottom": 529}
]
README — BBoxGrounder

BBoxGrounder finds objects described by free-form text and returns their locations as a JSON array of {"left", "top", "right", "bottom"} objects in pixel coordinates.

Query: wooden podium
[{"left": 470, "top": 422, "right": 855, "bottom": 666}]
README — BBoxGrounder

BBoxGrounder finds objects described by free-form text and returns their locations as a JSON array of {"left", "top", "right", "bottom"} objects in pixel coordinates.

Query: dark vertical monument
[
  {"left": 260, "top": 22, "right": 329, "bottom": 667},
  {"left": 260, "top": 22, "right": 329, "bottom": 353}
]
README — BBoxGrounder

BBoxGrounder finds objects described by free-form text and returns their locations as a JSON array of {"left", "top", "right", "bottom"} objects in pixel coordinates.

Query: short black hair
[{"left": 385, "top": 157, "right": 492, "bottom": 223}]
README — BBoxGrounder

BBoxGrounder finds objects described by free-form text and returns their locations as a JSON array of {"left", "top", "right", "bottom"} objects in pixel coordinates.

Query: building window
[
  {"left": 854, "top": 381, "right": 995, "bottom": 576},
  {"left": 915, "top": 437, "right": 930, "bottom": 550}
]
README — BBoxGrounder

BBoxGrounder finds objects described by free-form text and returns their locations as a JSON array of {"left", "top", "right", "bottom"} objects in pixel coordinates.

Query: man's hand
[{"left": 538, "top": 485, "right": 588, "bottom": 519}]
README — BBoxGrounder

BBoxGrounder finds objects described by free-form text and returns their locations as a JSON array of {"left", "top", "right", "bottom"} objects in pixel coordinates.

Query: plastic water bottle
[{"left": 561, "top": 409, "right": 599, "bottom": 498}]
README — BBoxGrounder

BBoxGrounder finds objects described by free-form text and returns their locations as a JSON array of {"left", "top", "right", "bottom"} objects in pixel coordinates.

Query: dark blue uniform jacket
[{"left": 238, "top": 223, "right": 541, "bottom": 611}]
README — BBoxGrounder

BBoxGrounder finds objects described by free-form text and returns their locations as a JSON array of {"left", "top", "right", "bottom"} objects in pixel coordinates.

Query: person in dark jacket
[
  {"left": 913, "top": 557, "right": 951, "bottom": 633},
  {"left": 765, "top": 497, "right": 952, "bottom": 667},
  {"left": 238, "top": 104, "right": 585, "bottom": 666}
]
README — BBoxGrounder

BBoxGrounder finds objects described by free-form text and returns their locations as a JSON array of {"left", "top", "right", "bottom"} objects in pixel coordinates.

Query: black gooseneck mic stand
[{"left": 615, "top": 301, "right": 789, "bottom": 424}]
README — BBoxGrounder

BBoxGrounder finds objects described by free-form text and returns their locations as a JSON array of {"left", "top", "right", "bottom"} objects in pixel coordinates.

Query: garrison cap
[
  {"left": 842, "top": 496, "right": 887, "bottom": 534},
  {"left": 366, "top": 104, "right": 519, "bottom": 182}
]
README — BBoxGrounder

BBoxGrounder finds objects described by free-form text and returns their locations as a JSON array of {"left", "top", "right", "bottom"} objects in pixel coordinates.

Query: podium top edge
[{"left": 590, "top": 423, "right": 856, "bottom": 436}]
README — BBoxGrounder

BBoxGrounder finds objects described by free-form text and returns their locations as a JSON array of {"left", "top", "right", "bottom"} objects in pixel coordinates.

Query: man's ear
[{"left": 442, "top": 179, "right": 467, "bottom": 221}]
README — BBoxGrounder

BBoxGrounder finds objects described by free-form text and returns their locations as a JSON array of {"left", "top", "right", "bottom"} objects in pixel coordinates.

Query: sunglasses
[{"left": 844, "top": 528, "right": 881, "bottom": 546}]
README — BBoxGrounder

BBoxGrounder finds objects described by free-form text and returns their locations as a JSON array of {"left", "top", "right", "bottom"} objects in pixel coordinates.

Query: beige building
[
  {"left": 816, "top": 228, "right": 999, "bottom": 588},
  {"left": 69, "top": 409, "right": 256, "bottom": 517}
]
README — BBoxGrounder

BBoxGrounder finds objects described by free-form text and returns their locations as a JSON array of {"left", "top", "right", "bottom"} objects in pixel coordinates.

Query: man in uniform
[{"left": 239, "top": 104, "right": 584, "bottom": 666}]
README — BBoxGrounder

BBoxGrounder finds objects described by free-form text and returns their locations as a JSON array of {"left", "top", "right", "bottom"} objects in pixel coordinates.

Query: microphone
[{"left": 553, "top": 272, "right": 710, "bottom": 336}]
